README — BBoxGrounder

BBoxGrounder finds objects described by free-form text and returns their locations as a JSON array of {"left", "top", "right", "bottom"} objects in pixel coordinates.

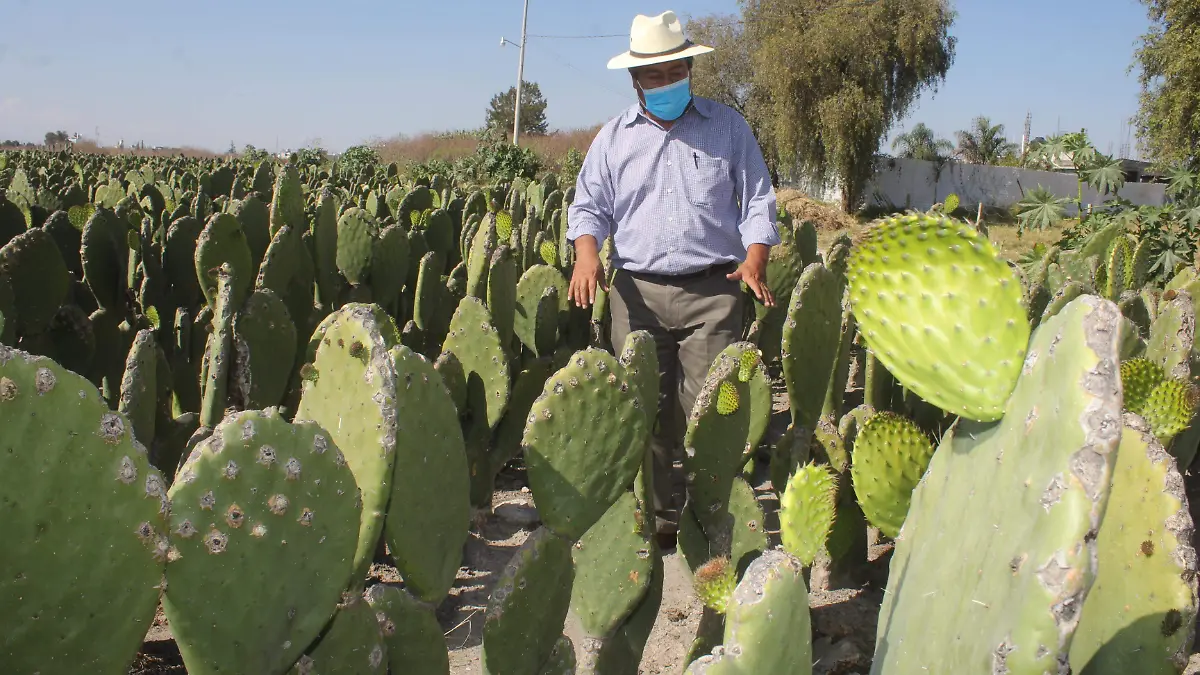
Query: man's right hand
[{"left": 568, "top": 235, "right": 607, "bottom": 308}]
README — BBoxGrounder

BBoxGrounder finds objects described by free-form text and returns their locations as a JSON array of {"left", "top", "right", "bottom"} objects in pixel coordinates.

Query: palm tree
[
  {"left": 955, "top": 116, "right": 1016, "bottom": 165},
  {"left": 891, "top": 123, "right": 955, "bottom": 162}
]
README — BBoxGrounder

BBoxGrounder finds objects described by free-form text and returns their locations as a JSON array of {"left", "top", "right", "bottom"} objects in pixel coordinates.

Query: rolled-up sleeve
[
  {"left": 566, "top": 134, "right": 615, "bottom": 245},
  {"left": 731, "top": 115, "right": 780, "bottom": 249}
]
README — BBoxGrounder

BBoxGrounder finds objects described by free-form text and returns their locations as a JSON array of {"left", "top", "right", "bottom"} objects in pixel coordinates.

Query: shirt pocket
[{"left": 683, "top": 150, "right": 732, "bottom": 208}]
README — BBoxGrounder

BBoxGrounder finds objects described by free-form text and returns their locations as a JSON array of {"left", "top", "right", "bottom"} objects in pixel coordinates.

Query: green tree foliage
[
  {"left": 485, "top": 81, "right": 550, "bottom": 138},
  {"left": 954, "top": 116, "right": 1017, "bottom": 165},
  {"left": 741, "top": 0, "right": 956, "bottom": 212},
  {"left": 43, "top": 131, "right": 69, "bottom": 149},
  {"left": 686, "top": 13, "right": 782, "bottom": 183},
  {"left": 891, "top": 123, "right": 954, "bottom": 162},
  {"left": 337, "top": 145, "right": 381, "bottom": 178},
  {"left": 1133, "top": 0, "right": 1200, "bottom": 167}
]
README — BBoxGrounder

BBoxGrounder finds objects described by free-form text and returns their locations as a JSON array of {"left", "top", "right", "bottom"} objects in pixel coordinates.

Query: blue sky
[{"left": 0, "top": 0, "right": 1153, "bottom": 158}]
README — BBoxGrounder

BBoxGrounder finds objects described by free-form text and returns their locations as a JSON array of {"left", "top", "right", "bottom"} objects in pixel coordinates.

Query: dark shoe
[{"left": 656, "top": 531, "right": 677, "bottom": 552}]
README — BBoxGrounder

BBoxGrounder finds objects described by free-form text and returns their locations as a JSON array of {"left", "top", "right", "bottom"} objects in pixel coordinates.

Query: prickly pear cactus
[
  {"left": 871, "top": 295, "right": 1124, "bottom": 674},
  {"left": 163, "top": 408, "right": 362, "bottom": 675},
  {"left": 1121, "top": 357, "right": 1166, "bottom": 412},
  {"left": 1145, "top": 289, "right": 1195, "bottom": 381},
  {"left": 523, "top": 348, "right": 649, "bottom": 540},
  {"left": 569, "top": 491, "right": 655, "bottom": 671},
  {"left": 289, "top": 592, "right": 387, "bottom": 675},
  {"left": 779, "top": 462, "right": 838, "bottom": 566},
  {"left": 365, "top": 584, "right": 451, "bottom": 675},
  {"left": 385, "top": 346, "right": 471, "bottom": 603},
  {"left": 781, "top": 262, "right": 843, "bottom": 439},
  {"left": 684, "top": 550, "right": 813, "bottom": 675},
  {"left": 195, "top": 212, "right": 254, "bottom": 310},
  {"left": 481, "top": 527, "right": 576, "bottom": 675},
  {"left": 847, "top": 213, "right": 1029, "bottom": 422},
  {"left": 693, "top": 556, "right": 738, "bottom": 614},
  {"left": 849, "top": 411, "right": 936, "bottom": 538},
  {"left": 1138, "top": 379, "right": 1199, "bottom": 444},
  {"left": 1068, "top": 415, "right": 1198, "bottom": 675},
  {"left": 0, "top": 346, "right": 169, "bottom": 674},
  {"left": 515, "top": 264, "right": 568, "bottom": 357},
  {"left": 295, "top": 304, "right": 401, "bottom": 583}
]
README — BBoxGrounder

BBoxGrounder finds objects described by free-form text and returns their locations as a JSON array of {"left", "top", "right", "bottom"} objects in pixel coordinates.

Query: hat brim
[{"left": 606, "top": 44, "right": 714, "bottom": 70}]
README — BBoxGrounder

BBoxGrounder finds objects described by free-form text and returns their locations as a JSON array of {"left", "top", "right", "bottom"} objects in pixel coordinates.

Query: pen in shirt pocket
[{"left": 693, "top": 151, "right": 699, "bottom": 169}]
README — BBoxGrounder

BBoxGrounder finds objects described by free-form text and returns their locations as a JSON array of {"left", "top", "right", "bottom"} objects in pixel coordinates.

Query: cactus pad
[
  {"left": 231, "top": 289, "right": 297, "bottom": 410},
  {"left": 737, "top": 349, "right": 761, "bottom": 383},
  {"left": 515, "top": 264, "right": 568, "bottom": 357},
  {"left": 195, "top": 212, "right": 254, "bottom": 310},
  {"left": 364, "top": 585, "right": 451, "bottom": 675},
  {"left": 694, "top": 556, "right": 738, "bottom": 614},
  {"left": 163, "top": 408, "right": 362, "bottom": 675},
  {"left": 846, "top": 214, "right": 1029, "bottom": 422},
  {"left": 684, "top": 550, "right": 813, "bottom": 675},
  {"left": 781, "top": 262, "right": 844, "bottom": 434},
  {"left": 289, "top": 592, "right": 387, "bottom": 675},
  {"left": 871, "top": 295, "right": 1124, "bottom": 674},
  {"left": 0, "top": 227, "right": 70, "bottom": 334},
  {"left": 385, "top": 346, "right": 471, "bottom": 603},
  {"left": 717, "top": 381, "right": 740, "bottom": 415},
  {"left": 481, "top": 527, "right": 576, "bottom": 675},
  {"left": 295, "top": 304, "right": 401, "bottom": 582},
  {"left": 539, "top": 239, "right": 558, "bottom": 266},
  {"left": 1068, "top": 417, "right": 1198, "bottom": 675},
  {"left": 1121, "top": 357, "right": 1166, "bottom": 412},
  {"left": 1145, "top": 289, "right": 1195, "bottom": 381},
  {"left": 569, "top": 491, "right": 654, "bottom": 639},
  {"left": 849, "top": 411, "right": 936, "bottom": 538},
  {"left": 779, "top": 462, "right": 838, "bottom": 566},
  {"left": 523, "top": 348, "right": 649, "bottom": 540},
  {"left": 0, "top": 346, "right": 168, "bottom": 674},
  {"left": 336, "top": 207, "right": 378, "bottom": 286},
  {"left": 1138, "top": 379, "right": 1199, "bottom": 444}
]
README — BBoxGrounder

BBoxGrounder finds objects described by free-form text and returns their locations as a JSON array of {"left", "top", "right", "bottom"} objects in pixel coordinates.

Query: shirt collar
[{"left": 623, "top": 96, "right": 713, "bottom": 128}]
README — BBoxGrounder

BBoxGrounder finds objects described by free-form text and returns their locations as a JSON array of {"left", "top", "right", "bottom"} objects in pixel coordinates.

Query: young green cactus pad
[
  {"left": 163, "top": 408, "right": 362, "bottom": 675},
  {"left": 781, "top": 262, "right": 843, "bottom": 435},
  {"left": 1137, "top": 379, "right": 1200, "bottom": 444},
  {"left": 693, "top": 556, "right": 738, "bottom": 614},
  {"left": 849, "top": 411, "right": 936, "bottom": 539},
  {"left": 1068, "top": 417, "right": 1198, "bottom": 675},
  {"left": 288, "top": 592, "right": 387, "bottom": 675},
  {"left": 481, "top": 527, "right": 577, "bottom": 675},
  {"left": 871, "top": 295, "right": 1123, "bottom": 674},
  {"left": 385, "top": 346, "right": 471, "bottom": 603},
  {"left": 364, "top": 584, "right": 451, "bottom": 675},
  {"left": 569, "top": 491, "right": 655, "bottom": 665},
  {"left": 779, "top": 462, "right": 838, "bottom": 566},
  {"left": 295, "top": 303, "right": 400, "bottom": 583},
  {"left": 684, "top": 550, "right": 813, "bottom": 675},
  {"left": 523, "top": 348, "right": 649, "bottom": 540},
  {"left": 1145, "top": 289, "right": 1195, "bottom": 381},
  {"left": 1121, "top": 357, "right": 1167, "bottom": 413},
  {"left": 0, "top": 346, "right": 168, "bottom": 674},
  {"left": 846, "top": 213, "right": 1029, "bottom": 422},
  {"left": 717, "top": 380, "right": 740, "bottom": 414}
]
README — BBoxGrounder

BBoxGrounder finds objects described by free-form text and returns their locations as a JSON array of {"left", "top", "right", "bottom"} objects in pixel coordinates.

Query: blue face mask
[{"left": 640, "top": 76, "right": 692, "bottom": 122}]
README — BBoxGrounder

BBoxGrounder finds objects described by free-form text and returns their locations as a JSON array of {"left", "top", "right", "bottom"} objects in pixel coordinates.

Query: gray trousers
[{"left": 608, "top": 263, "right": 746, "bottom": 535}]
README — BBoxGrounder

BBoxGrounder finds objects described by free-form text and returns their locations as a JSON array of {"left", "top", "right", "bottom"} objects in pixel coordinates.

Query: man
[{"left": 566, "top": 10, "right": 779, "bottom": 551}]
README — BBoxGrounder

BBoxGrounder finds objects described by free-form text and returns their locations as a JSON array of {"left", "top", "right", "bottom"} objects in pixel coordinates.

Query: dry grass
[
  {"left": 776, "top": 189, "right": 859, "bottom": 232},
  {"left": 374, "top": 126, "right": 601, "bottom": 168},
  {"left": 815, "top": 219, "right": 1063, "bottom": 263}
]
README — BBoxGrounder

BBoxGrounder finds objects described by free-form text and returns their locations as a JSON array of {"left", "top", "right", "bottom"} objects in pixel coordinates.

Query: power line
[{"left": 523, "top": 40, "right": 633, "bottom": 101}]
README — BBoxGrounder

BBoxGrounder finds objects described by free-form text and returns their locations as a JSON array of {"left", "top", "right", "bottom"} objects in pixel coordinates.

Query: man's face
[{"left": 631, "top": 59, "right": 691, "bottom": 98}]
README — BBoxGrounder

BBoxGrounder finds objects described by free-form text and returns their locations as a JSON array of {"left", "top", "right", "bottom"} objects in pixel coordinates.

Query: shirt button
[
  {"left": 668, "top": 217, "right": 674, "bottom": 221},
  {"left": 667, "top": 161, "right": 672, "bottom": 166},
  {"left": 667, "top": 188, "right": 673, "bottom": 193}
]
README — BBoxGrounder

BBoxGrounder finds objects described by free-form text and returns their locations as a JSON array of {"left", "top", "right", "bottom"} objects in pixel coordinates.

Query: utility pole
[{"left": 512, "top": 0, "right": 530, "bottom": 146}]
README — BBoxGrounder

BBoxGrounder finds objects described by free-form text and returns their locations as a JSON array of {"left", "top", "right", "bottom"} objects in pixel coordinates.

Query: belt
[{"left": 622, "top": 261, "right": 738, "bottom": 284}]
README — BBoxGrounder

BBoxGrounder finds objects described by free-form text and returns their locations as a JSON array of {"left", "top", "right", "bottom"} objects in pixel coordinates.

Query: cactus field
[{"left": 3, "top": 148, "right": 1200, "bottom": 674}]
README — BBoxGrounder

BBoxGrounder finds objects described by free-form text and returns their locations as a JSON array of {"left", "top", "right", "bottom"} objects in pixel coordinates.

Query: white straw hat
[{"left": 606, "top": 11, "right": 714, "bottom": 70}]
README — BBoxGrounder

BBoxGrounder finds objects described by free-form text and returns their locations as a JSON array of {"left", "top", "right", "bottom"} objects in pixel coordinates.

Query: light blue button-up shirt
[{"left": 566, "top": 95, "right": 780, "bottom": 276}]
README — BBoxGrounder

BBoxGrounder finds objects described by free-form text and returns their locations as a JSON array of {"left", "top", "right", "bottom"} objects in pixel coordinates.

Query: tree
[
  {"left": 485, "top": 81, "right": 549, "bottom": 138},
  {"left": 43, "top": 130, "right": 69, "bottom": 149},
  {"left": 954, "top": 116, "right": 1016, "bottom": 164},
  {"left": 740, "top": 0, "right": 956, "bottom": 212},
  {"left": 891, "top": 123, "right": 954, "bottom": 161},
  {"left": 686, "top": 13, "right": 782, "bottom": 183},
  {"left": 1133, "top": 0, "right": 1200, "bottom": 167}
]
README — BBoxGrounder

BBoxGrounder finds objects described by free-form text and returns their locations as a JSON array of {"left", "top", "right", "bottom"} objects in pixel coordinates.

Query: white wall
[{"left": 791, "top": 157, "right": 1167, "bottom": 215}]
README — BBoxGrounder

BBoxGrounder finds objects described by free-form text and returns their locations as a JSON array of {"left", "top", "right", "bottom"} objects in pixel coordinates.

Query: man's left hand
[{"left": 728, "top": 244, "right": 774, "bottom": 307}]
